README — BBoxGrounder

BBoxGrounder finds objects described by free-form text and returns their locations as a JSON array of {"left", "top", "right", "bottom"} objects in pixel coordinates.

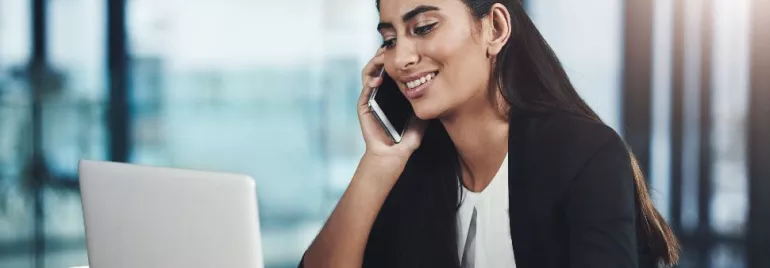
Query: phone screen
[{"left": 373, "top": 72, "right": 414, "bottom": 136}]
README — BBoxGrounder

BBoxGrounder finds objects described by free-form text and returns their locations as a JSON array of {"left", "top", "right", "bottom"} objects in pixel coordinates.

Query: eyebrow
[{"left": 377, "top": 5, "right": 440, "bottom": 32}]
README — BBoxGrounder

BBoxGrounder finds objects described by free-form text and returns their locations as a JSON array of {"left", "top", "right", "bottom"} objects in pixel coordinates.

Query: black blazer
[{"left": 300, "top": 112, "right": 654, "bottom": 268}]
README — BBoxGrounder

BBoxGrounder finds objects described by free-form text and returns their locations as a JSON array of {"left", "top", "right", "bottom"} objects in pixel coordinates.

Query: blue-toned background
[{"left": 1, "top": 0, "right": 767, "bottom": 267}]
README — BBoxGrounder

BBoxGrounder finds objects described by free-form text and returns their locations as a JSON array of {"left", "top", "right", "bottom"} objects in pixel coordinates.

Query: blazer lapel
[{"left": 507, "top": 112, "right": 537, "bottom": 268}]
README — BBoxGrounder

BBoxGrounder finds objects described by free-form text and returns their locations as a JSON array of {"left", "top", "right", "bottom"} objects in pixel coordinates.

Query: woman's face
[{"left": 377, "top": 0, "right": 493, "bottom": 120}]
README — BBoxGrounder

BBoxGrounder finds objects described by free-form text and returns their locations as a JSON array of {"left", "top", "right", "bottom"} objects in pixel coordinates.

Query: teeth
[{"left": 407, "top": 72, "right": 436, "bottom": 89}]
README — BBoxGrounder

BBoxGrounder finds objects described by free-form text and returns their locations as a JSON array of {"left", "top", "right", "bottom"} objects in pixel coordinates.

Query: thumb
[{"left": 400, "top": 116, "right": 428, "bottom": 149}]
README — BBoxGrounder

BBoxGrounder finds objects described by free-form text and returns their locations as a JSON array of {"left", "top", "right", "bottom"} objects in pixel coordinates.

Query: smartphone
[{"left": 367, "top": 68, "right": 414, "bottom": 143}]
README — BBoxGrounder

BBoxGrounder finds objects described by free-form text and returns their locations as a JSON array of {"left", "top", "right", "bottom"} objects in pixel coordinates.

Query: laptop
[{"left": 78, "top": 160, "right": 264, "bottom": 268}]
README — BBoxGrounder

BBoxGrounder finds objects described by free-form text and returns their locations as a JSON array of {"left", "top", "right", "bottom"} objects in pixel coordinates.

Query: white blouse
[{"left": 456, "top": 154, "right": 516, "bottom": 268}]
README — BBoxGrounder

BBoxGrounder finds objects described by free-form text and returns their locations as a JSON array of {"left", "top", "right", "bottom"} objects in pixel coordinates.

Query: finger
[
  {"left": 359, "top": 55, "right": 387, "bottom": 105},
  {"left": 362, "top": 48, "right": 387, "bottom": 78},
  {"left": 374, "top": 46, "right": 386, "bottom": 56},
  {"left": 367, "top": 75, "right": 384, "bottom": 88},
  {"left": 372, "top": 49, "right": 386, "bottom": 65},
  {"left": 363, "top": 58, "right": 385, "bottom": 80},
  {"left": 357, "top": 76, "right": 382, "bottom": 107},
  {"left": 358, "top": 47, "right": 388, "bottom": 110}
]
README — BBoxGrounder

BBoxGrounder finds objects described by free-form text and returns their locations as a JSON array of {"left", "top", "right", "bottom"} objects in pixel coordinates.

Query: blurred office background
[{"left": 0, "top": 0, "right": 768, "bottom": 267}]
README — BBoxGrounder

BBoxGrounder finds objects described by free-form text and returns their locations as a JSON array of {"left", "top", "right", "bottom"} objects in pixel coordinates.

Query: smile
[
  {"left": 406, "top": 71, "right": 438, "bottom": 89},
  {"left": 404, "top": 71, "right": 438, "bottom": 99}
]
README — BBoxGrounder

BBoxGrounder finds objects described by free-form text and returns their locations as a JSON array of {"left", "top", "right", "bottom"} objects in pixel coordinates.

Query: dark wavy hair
[{"left": 369, "top": 0, "right": 680, "bottom": 267}]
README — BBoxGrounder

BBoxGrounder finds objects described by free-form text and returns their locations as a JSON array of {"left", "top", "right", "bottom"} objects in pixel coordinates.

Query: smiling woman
[
  {"left": 299, "top": 0, "right": 680, "bottom": 267},
  {"left": 376, "top": 2, "right": 499, "bottom": 120}
]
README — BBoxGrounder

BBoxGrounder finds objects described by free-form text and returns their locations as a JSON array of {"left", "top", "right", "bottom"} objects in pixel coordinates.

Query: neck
[{"left": 440, "top": 93, "right": 509, "bottom": 192}]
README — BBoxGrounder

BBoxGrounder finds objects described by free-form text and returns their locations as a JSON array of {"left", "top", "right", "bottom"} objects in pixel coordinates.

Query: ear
[{"left": 483, "top": 3, "right": 512, "bottom": 57}]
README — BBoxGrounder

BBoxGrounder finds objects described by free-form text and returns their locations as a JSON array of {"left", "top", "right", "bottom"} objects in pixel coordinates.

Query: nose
[{"left": 393, "top": 40, "right": 419, "bottom": 71}]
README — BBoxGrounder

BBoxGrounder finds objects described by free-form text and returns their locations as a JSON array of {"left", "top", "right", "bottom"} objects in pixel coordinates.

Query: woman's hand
[
  {"left": 300, "top": 48, "right": 428, "bottom": 268},
  {"left": 358, "top": 48, "right": 428, "bottom": 164}
]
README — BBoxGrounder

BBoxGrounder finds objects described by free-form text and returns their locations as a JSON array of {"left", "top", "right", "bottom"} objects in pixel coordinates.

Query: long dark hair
[{"left": 369, "top": 0, "right": 680, "bottom": 267}]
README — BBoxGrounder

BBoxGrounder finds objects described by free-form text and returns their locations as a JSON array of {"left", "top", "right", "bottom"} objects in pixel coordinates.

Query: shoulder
[
  {"left": 509, "top": 111, "right": 631, "bottom": 184},
  {"left": 514, "top": 111, "right": 626, "bottom": 157}
]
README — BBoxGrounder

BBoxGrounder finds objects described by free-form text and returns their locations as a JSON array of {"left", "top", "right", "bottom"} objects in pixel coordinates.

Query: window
[
  {"left": 126, "top": 0, "right": 379, "bottom": 266},
  {"left": 528, "top": 0, "right": 625, "bottom": 131}
]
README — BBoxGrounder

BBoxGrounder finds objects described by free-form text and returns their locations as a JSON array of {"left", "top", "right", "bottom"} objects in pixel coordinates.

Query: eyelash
[
  {"left": 380, "top": 22, "right": 438, "bottom": 49},
  {"left": 413, "top": 22, "right": 437, "bottom": 36},
  {"left": 382, "top": 39, "right": 396, "bottom": 49}
]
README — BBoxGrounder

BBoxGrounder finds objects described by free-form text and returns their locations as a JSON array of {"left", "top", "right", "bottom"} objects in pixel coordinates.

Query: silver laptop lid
[{"left": 78, "top": 160, "right": 264, "bottom": 268}]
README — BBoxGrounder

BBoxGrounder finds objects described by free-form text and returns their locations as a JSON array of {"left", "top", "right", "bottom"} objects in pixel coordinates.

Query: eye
[
  {"left": 381, "top": 38, "right": 396, "bottom": 49},
  {"left": 413, "top": 22, "right": 437, "bottom": 36}
]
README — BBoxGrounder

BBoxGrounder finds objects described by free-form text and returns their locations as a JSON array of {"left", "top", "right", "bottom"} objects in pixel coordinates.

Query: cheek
[
  {"left": 418, "top": 30, "right": 488, "bottom": 94},
  {"left": 411, "top": 26, "right": 491, "bottom": 118},
  {"left": 417, "top": 26, "right": 476, "bottom": 64}
]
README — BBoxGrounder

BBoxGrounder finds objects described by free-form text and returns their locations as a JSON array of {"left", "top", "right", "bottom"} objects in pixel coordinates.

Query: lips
[
  {"left": 403, "top": 71, "right": 438, "bottom": 99},
  {"left": 406, "top": 72, "right": 437, "bottom": 89}
]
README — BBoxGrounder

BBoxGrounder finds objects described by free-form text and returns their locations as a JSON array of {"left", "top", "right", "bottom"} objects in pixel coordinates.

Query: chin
[{"left": 411, "top": 101, "right": 447, "bottom": 121}]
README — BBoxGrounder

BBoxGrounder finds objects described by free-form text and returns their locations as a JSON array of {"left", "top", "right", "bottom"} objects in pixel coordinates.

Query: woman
[{"left": 301, "top": 0, "right": 680, "bottom": 267}]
